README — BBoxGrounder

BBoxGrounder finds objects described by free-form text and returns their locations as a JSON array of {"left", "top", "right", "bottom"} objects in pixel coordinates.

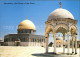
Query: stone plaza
[{"left": 0, "top": 46, "right": 80, "bottom": 57}]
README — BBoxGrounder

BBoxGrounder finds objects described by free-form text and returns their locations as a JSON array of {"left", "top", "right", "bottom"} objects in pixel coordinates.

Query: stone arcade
[{"left": 45, "top": 2, "right": 77, "bottom": 54}]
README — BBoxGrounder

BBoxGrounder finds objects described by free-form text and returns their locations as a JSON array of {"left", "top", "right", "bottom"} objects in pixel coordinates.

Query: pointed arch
[{"left": 54, "top": 24, "right": 68, "bottom": 33}]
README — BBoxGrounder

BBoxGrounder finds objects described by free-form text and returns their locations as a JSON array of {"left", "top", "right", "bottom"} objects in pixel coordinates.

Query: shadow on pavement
[
  {"left": 32, "top": 52, "right": 60, "bottom": 57},
  {"left": 32, "top": 52, "right": 80, "bottom": 57}
]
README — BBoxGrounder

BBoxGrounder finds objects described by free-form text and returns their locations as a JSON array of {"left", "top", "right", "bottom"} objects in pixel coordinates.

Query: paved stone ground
[{"left": 0, "top": 46, "right": 80, "bottom": 57}]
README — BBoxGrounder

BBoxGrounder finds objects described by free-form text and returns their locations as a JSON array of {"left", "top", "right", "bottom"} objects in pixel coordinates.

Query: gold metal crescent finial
[{"left": 59, "top": 2, "right": 61, "bottom": 8}]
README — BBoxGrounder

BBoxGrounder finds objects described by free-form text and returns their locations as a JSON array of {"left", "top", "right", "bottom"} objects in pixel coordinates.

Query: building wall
[
  {"left": 20, "top": 42, "right": 28, "bottom": 46},
  {"left": 4, "top": 42, "right": 45, "bottom": 47},
  {"left": 4, "top": 34, "right": 45, "bottom": 46},
  {"left": 5, "top": 42, "right": 15, "bottom": 46}
]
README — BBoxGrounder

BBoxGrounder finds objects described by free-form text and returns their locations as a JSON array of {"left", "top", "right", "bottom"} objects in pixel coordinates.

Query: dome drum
[
  {"left": 45, "top": 18, "right": 77, "bottom": 24},
  {"left": 17, "top": 29, "right": 36, "bottom": 35}
]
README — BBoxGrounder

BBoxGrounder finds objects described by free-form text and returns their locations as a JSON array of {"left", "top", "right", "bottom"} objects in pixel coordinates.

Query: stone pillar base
[
  {"left": 72, "top": 52, "right": 74, "bottom": 53},
  {"left": 75, "top": 53, "right": 77, "bottom": 54}
]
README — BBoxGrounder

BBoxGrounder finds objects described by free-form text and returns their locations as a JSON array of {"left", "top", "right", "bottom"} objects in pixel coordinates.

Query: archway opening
[
  {"left": 49, "top": 32, "right": 53, "bottom": 45},
  {"left": 56, "top": 33, "right": 63, "bottom": 53},
  {"left": 55, "top": 27, "right": 67, "bottom": 54}
]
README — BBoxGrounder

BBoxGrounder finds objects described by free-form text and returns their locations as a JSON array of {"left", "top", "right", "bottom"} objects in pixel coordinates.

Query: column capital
[
  {"left": 62, "top": 32, "right": 65, "bottom": 35},
  {"left": 63, "top": 33, "right": 65, "bottom": 40},
  {"left": 67, "top": 32, "right": 70, "bottom": 54},
  {"left": 45, "top": 33, "right": 49, "bottom": 38},
  {"left": 53, "top": 34, "right": 56, "bottom": 37},
  {"left": 75, "top": 36, "right": 77, "bottom": 54},
  {"left": 53, "top": 32, "right": 56, "bottom": 38}
]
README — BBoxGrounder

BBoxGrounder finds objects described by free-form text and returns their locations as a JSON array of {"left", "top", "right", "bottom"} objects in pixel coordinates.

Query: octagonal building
[{"left": 4, "top": 19, "right": 45, "bottom": 46}]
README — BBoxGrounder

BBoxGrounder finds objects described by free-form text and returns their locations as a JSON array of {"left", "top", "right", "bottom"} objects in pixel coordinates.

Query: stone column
[
  {"left": 46, "top": 37, "right": 48, "bottom": 53},
  {"left": 34, "top": 39, "right": 35, "bottom": 46},
  {"left": 33, "top": 39, "right": 34, "bottom": 46},
  {"left": 45, "top": 33, "right": 49, "bottom": 53},
  {"left": 44, "top": 39, "right": 45, "bottom": 47},
  {"left": 30, "top": 39, "right": 31, "bottom": 46},
  {"left": 53, "top": 34, "right": 56, "bottom": 54},
  {"left": 36, "top": 39, "right": 37, "bottom": 46},
  {"left": 72, "top": 36, "right": 74, "bottom": 54},
  {"left": 37, "top": 39, "right": 38, "bottom": 46},
  {"left": 67, "top": 33, "right": 70, "bottom": 54},
  {"left": 29, "top": 38, "right": 30, "bottom": 46},
  {"left": 31, "top": 39, "right": 32, "bottom": 46},
  {"left": 63, "top": 33, "right": 65, "bottom": 53},
  {"left": 32, "top": 39, "right": 33, "bottom": 46},
  {"left": 36, "top": 39, "right": 38, "bottom": 46},
  {"left": 38, "top": 39, "right": 39, "bottom": 46},
  {"left": 41, "top": 39, "right": 42, "bottom": 46},
  {"left": 75, "top": 36, "right": 77, "bottom": 54},
  {"left": 34, "top": 39, "right": 36, "bottom": 46},
  {"left": 30, "top": 38, "right": 31, "bottom": 46},
  {"left": 39, "top": 38, "right": 40, "bottom": 46}
]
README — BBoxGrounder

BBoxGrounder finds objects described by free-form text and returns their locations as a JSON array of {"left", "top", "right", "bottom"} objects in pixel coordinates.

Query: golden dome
[{"left": 18, "top": 19, "right": 36, "bottom": 30}]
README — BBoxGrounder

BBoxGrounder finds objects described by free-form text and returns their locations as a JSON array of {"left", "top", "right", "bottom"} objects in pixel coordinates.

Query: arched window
[{"left": 33, "top": 38, "right": 34, "bottom": 42}]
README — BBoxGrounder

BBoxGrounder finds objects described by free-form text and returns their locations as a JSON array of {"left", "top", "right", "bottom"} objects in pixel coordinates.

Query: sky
[{"left": 0, "top": 1, "right": 80, "bottom": 43}]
